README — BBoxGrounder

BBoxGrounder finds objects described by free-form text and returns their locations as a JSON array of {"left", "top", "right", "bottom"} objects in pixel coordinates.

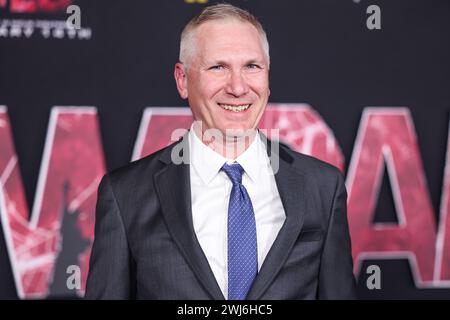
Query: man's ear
[{"left": 174, "top": 62, "right": 188, "bottom": 99}]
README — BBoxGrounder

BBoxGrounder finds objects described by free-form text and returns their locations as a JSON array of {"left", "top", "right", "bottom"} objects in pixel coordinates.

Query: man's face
[{"left": 175, "top": 20, "right": 270, "bottom": 139}]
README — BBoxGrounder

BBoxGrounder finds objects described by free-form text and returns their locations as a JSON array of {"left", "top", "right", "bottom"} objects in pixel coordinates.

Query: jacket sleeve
[
  {"left": 85, "top": 174, "right": 133, "bottom": 299},
  {"left": 317, "top": 171, "right": 357, "bottom": 299}
]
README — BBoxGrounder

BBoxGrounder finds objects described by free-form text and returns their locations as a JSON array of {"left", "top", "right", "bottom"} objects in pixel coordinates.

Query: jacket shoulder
[{"left": 105, "top": 141, "right": 177, "bottom": 187}]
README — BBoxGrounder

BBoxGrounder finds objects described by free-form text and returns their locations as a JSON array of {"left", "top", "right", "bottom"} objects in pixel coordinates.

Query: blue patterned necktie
[{"left": 221, "top": 163, "right": 257, "bottom": 300}]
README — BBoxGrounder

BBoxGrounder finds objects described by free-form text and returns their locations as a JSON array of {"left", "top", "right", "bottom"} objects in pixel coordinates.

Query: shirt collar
[
  {"left": 188, "top": 123, "right": 268, "bottom": 185},
  {"left": 234, "top": 132, "right": 266, "bottom": 183}
]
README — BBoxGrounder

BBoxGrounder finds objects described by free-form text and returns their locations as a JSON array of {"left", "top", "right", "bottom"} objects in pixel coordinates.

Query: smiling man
[
  {"left": 85, "top": 3, "right": 356, "bottom": 300},
  {"left": 174, "top": 9, "right": 270, "bottom": 159}
]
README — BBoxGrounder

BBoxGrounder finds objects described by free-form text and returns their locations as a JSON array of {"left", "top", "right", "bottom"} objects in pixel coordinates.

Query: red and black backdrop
[{"left": 0, "top": 0, "right": 449, "bottom": 299}]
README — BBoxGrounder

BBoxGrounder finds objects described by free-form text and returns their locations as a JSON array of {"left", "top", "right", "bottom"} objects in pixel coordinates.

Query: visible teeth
[{"left": 219, "top": 104, "right": 251, "bottom": 112}]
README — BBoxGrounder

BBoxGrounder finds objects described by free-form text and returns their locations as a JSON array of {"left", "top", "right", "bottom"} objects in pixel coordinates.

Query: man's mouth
[{"left": 218, "top": 103, "right": 252, "bottom": 112}]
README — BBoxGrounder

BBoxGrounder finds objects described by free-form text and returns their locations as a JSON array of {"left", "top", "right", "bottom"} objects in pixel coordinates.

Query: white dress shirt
[{"left": 188, "top": 125, "right": 286, "bottom": 299}]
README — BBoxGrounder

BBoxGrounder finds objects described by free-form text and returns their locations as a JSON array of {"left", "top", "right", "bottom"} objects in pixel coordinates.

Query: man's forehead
[{"left": 199, "top": 49, "right": 267, "bottom": 67}]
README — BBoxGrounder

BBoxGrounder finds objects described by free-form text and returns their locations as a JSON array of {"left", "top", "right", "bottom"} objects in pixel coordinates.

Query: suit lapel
[
  {"left": 154, "top": 140, "right": 225, "bottom": 300},
  {"left": 246, "top": 140, "right": 307, "bottom": 300}
]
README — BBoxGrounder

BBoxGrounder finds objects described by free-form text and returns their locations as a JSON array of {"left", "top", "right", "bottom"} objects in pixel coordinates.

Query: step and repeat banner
[{"left": 0, "top": 0, "right": 449, "bottom": 299}]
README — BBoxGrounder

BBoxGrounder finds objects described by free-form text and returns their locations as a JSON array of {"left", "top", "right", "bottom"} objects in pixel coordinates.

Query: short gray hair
[{"left": 179, "top": 3, "right": 270, "bottom": 67}]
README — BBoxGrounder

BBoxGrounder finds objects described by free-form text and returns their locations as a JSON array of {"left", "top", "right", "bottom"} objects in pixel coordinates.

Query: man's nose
[{"left": 225, "top": 70, "right": 249, "bottom": 97}]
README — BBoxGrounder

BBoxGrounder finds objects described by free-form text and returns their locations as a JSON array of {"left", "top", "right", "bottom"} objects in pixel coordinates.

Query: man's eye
[
  {"left": 247, "top": 64, "right": 261, "bottom": 69},
  {"left": 209, "top": 65, "right": 224, "bottom": 70}
]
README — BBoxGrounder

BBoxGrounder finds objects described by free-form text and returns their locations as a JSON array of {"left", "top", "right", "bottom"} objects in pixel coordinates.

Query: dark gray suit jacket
[{"left": 85, "top": 136, "right": 356, "bottom": 299}]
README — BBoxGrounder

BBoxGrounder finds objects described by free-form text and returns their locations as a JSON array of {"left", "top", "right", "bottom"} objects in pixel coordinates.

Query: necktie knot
[{"left": 221, "top": 163, "right": 244, "bottom": 185}]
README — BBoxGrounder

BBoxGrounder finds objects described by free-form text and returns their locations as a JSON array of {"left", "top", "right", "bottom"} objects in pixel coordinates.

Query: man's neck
[{"left": 192, "top": 124, "right": 257, "bottom": 160}]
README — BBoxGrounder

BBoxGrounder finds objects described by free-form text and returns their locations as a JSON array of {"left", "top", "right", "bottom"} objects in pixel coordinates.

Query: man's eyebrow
[
  {"left": 246, "top": 59, "right": 265, "bottom": 65},
  {"left": 211, "top": 60, "right": 229, "bottom": 66}
]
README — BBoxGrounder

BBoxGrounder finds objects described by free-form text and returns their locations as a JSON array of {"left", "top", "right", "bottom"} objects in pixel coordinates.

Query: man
[{"left": 85, "top": 3, "right": 356, "bottom": 300}]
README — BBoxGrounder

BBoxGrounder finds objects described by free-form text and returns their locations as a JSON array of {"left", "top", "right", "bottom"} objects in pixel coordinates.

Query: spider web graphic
[
  {"left": 260, "top": 104, "right": 344, "bottom": 171},
  {"left": 0, "top": 106, "right": 105, "bottom": 298}
]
